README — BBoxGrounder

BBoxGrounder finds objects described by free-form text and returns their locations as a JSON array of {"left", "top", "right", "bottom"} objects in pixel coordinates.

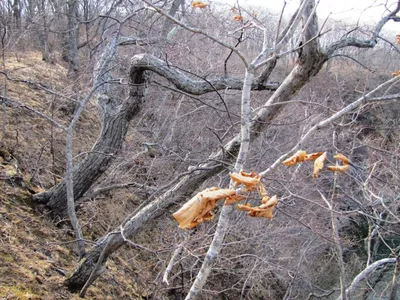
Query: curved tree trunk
[
  {"left": 33, "top": 59, "right": 148, "bottom": 219},
  {"left": 34, "top": 108, "right": 134, "bottom": 218},
  {"left": 32, "top": 52, "right": 277, "bottom": 219}
]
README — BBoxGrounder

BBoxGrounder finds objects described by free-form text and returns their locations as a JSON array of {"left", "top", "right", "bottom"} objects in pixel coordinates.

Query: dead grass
[
  {"left": 1, "top": 51, "right": 100, "bottom": 188},
  {"left": 0, "top": 52, "right": 140, "bottom": 299},
  {"left": 0, "top": 178, "right": 144, "bottom": 299}
]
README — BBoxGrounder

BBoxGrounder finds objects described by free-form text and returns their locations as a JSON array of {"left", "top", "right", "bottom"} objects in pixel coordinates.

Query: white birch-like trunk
[{"left": 185, "top": 68, "right": 254, "bottom": 300}]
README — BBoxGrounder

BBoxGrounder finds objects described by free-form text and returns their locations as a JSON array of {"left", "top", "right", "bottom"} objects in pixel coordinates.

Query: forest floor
[{"left": 0, "top": 52, "right": 142, "bottom": 300}]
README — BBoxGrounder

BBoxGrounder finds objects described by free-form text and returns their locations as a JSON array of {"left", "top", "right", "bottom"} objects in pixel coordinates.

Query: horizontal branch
[
  {"left": 0, "top": 95, "right": 66, "bottom": 130},
  {"left": 131, "top": 54, "right": 279, "bottom": 95},
  {"left": 325, "top": 2, "right": 400, "bottom": 56},
  {"left": 118, "top": 36, "right": 160, "bottom": 46},
  {"left": 0, "top": 71, "right": 79, "bottom": 103}
]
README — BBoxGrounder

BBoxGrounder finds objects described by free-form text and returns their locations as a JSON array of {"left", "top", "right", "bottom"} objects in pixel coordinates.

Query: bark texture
[
  {"left": 66, "top": 158, "right": 231, "bottom": 292},
  {"left": 44, "top": 0, "right": 400, "bottom": 291},
  {"left": 33, "top": 55, "right": 148, "bottom": 219},
  {"left": 32, "top": 52, "right": 276, "bottom": 219}
]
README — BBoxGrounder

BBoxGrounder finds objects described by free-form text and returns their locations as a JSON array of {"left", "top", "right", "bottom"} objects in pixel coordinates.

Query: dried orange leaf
[
  {"left": 186, "top": 211, "right": 214, "bottom": 229},
  {"left": 237, "top": 195, "right": 278, "bottom": 219},
  {"left": 261, "top": 195, "right": 278, "bottom": 208},
  {"left": 327, "top": 165, "right": 349, "bottom": 173},
  {"left": 233, "top": 15, "right": 243, "bottom": 21},
  {"left": 173, "top": 187, "right": 237, "bottom": 229},
  {"left": 237, "top": 203, "right": 252, "bottom": 211},
  {"left": 392, "top": 70, "right": 400, "bottom": 77},
  {"left": 261, "top": 195, "right": 270, "bottom": 204},
  {"left": 334, "top": 153, "right": 350, "bottom": 164},
  {"left": 224, "top": 193, "right": 246, "bottom": 205},
  {"left": 229, "top": 171, "right": 261, "bottom": 190},
  {"left": 304, "top": 152, "right": 324, "bottom": 161},
  {"left": 282, "top": 150, "right": 307, "bottom": 166},
  {"left": 259, "top": 183, "right": 271, "bottom": 204},
  {"left": 312, "top": 152, "right": 327, "bottom": 178},
  {"left": 192, "top": 1, "right": 208, "bottom": 8},
  {"left": 397, "top": 34, "right": 400, "bottom": 44}
]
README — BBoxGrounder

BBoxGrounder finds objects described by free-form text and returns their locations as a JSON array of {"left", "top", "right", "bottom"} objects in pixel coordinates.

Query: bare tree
[
  {"left": 59, "top": 0, "right": 400, "bottom": 296},
  {"left": 2, "top": 0, "right": 399, "bottom": 297}
]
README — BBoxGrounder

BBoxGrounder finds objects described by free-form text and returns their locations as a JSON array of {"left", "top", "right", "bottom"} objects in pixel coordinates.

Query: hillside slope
[{"left": 0, "top": 52, "right": 140, "bottom": 300}]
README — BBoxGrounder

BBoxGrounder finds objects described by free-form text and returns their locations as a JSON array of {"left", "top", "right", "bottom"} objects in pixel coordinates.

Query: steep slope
[{"left": 0, "top": 52, "right": 141, "bottom": 299}]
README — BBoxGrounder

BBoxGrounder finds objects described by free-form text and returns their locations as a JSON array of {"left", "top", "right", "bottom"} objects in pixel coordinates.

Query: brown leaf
[
  {"left": 392, "top": 70, "right": 400, "bottom": 77},
  {"left": 192, "top": 1, "right": 208, "bottom": 8},
  {"left": 173, "top": 188, "right": 237, "bottom": 229},
  {"left": 327, "top": 164, "right": 349, "bottom": 173},
  {"left": 237, "top": 195, "right": 278, "bottom": 219},
  {"left": 233, "top": 15, "right": 243, "bottom": 21},
  {"left": 237, "top": 203, "right": 252, "bottom": 212},
  {"left": 333, "top": 153, "right": 350, "bottom": 165},
  {"left": 312, "top": 152, "right": 327, "bottom": 178},
  {"left": 224, "top": 193, "right": 246, "bottom": 205},
  {"left": 229, "top": 171, "right": 261, "bottom": 191},
  {"left": 304, "top": 152, "right": 324, "bottom": 161},
  {"left": 282, "top": 150, "right": 307, "bottom": 166},
  {"left": 260, "top": 183, "right": 270, "bottom": 204}
]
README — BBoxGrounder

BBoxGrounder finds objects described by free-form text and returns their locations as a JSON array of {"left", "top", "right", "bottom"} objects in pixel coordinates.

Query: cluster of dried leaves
[
  {"left": 173, "top": 171, "right": 278, "bottom": 229},
  {"left": 282, "top": 150, "right": 350, "bottom": 178},
  {"left": 173, "top": 151, "right": 350, "bottom": 229}
]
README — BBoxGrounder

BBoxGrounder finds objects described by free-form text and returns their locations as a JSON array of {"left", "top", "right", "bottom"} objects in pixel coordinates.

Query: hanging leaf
[
  {"left": 259, "top": 183, "right": 270, "bottom": 204},
  {"left": 396, "top": 34, "right": 400, "bottom": 44},
  {"left": 229, "top": 171, "right": 261, "bottom": 191},
  {"left": 173, "top": 187, "right": 238, "bottom": 229},
  {"left": 327, "top": 164, "right": 349, "bottom": 173},
  {"left": 392, "top": 70, "right": 400, "bottom": 77},
  {"left": 192, "top": 1, "right": 209, "bottom": 8},
  {"left": 312, "top": 152, "right": 327, "bottom": 178},
  {"left": 237, "top": 195, "right": 278, "bottom": 219},
  {"left": 304, "top": 152, "right": 324, "bottom": 161},
  {"left": 233, "top": 15, "right": 243, "bottom": 21},
  {"left": 333, "top": 153, "right": 350, "bottom": 164},
  {"left": 224, "top": 193, "right": 246, "bottom": 205},
  {"left": 282, "top": 150, "right": 307, "bottom": 166}
]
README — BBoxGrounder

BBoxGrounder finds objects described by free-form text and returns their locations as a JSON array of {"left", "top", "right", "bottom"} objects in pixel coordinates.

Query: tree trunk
[
  {"left": 63, "top": 0, "right": 80, "bottom": 79},
  {"left": 33, "top": 51, "right": 277, "bottom": 219},
  {"left": 39, "top": 0, "right": 50, "bottom": 62},
  {"left": 33, "top": 61, "right": 148, "bottom": 219},
  {"left": 12, "top": 0, "right": 21, "bottom": 30},
  {"left": 65, "top": 49, "right": 329, "bottom": 292},
  {"left": 66, "top": 158, "right": 229, "bottom": 292}
]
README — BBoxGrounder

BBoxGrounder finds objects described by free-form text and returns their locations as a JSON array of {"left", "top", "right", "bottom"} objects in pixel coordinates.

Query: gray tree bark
[
  {"left": 63, "top": 0, "right": 79, "bottom": 79},
  {"left": 33, "top": 53, "right": 149, "bottom": 219},
  {"left": 28, "top": 0, "right": 399, "bottom": 291},
  {"left": 32, "top": 52, "right": 278, "bottom": 219},
  {"left": 64, "top": 0, "right": 400, "bottom": 293}
]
